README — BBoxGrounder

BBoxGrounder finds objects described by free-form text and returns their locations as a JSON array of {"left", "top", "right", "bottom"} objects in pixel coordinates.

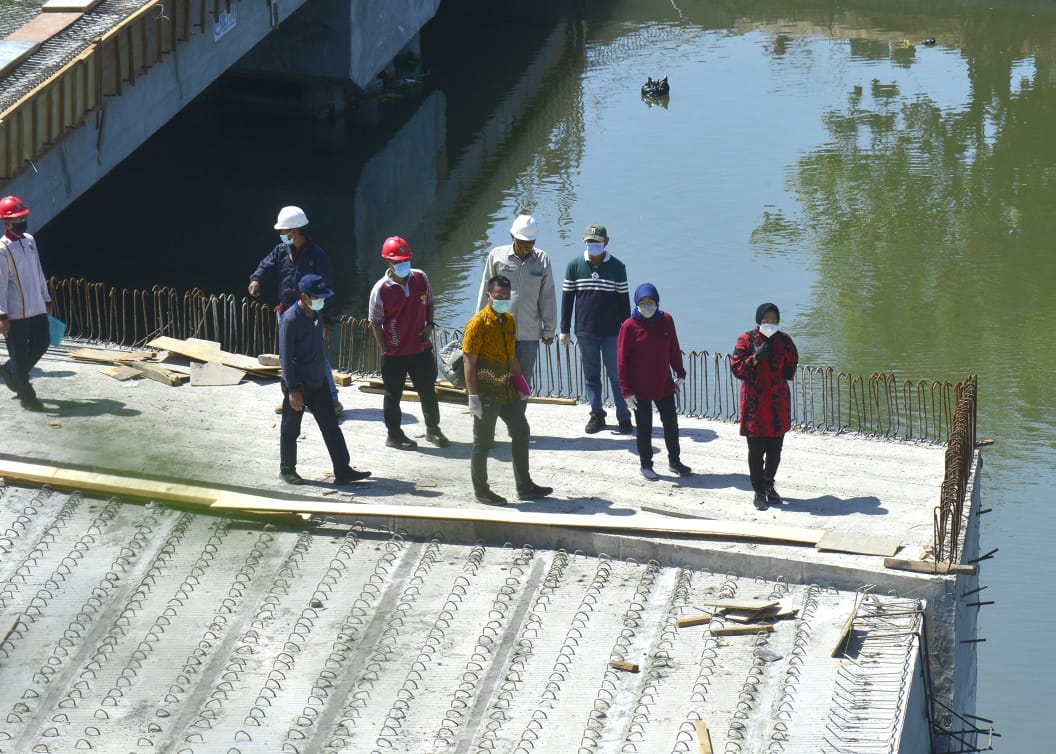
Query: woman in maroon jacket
[
  {"left": 617, "top": 283, "right": 692, "bottom": 480},
  {"left": 730, "top": 303, "right": 799, "bottom": 510}
]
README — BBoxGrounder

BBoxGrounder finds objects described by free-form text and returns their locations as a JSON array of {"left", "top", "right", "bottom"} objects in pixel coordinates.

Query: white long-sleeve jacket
[{"left": 0, "top": 233, "right": 50, "bottom": 320}]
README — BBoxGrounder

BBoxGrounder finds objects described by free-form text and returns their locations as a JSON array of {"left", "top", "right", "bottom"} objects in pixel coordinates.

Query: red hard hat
[
  {"left": 0, "top": 196, "right": 30, "bottom": 220},
  {"left": 381, "top": 235, "right": 412, "bottom": 261}
]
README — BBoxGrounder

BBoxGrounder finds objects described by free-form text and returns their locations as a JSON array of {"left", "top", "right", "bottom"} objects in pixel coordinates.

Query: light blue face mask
[
  {"left": 585, "top": 242, "right": 605, "bottom": 256},
  {"left": 491, "top": 299, "right": 512, "bottom": 314},
  {"left": 280, "top": 233, "right": 294, "bottom": 246},
  {"left": 309, "top": 297, "right": 326, "bottom": 311},
  {"left": 391, "top": 261, "right": 412, "bottom": 278}
]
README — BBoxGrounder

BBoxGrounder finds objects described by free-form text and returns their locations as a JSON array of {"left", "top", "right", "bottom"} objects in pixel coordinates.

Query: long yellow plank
[{"left": 147, "top": 336, "right": 279, "bottom": 374}]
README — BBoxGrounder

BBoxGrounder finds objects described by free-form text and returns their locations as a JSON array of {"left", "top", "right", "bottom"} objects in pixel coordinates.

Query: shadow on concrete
[
  {"left": 348, "top": 478, "right": 443, "bottom": 498},
  {"left": 514, "top": 496, "right": 636, "bottom": 516},
  {"left": 678, "top": 427, "right": 721, "bottom": 444},
  {"left": 783, "top": 495, "right": 885, "bottom": 516},
  {"left": 37, "top": 368, "right": 77, "bottom": 379},
  {"left": 529, "top": 434, "right": 639, "bottom": 453},
  {"left": 42, "top": 397, "right": 140, "bottom": 418},
  {"left": 671, "top": 472, "right": 753, "bottom": 492},
  {"left": 337, "top": 407, "right": 385, "bottom": 423}
]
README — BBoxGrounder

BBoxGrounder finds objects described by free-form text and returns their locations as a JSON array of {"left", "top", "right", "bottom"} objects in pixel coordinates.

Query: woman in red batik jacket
[{"left": 730, "top": 302, "right": 799, "bottom": 511}]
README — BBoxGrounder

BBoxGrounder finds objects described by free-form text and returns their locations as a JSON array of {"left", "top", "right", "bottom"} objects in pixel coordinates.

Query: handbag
[{"left": 438, "top": 337, "right": 465, "bottom": 389}]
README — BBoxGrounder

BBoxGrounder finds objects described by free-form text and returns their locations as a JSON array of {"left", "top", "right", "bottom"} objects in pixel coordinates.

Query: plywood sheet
[
  {"left": 101, "top": 365, "right": 143, "bottom": 381},
  {"left": 190, "top": 362, "right": 244, "bottom": 386},
  {"left": 7, "top": 12, "right": 81, "bottom": 42},
  {"left": 69, "top": 347, "right": 155, "bottom": 363},
  {"left": 42, "top": 0, "right": 104, "bottom": 12},
  {"left": 147, "top": 336, "right": 280, "bottom": 375},
  {"left": 0, "top": 40, "right": 40, "bottom": 78}
]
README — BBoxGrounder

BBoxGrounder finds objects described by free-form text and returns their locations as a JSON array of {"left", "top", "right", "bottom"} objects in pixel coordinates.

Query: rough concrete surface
[{"left": 0, "top": 345, "right": 955, "bottom": 753}]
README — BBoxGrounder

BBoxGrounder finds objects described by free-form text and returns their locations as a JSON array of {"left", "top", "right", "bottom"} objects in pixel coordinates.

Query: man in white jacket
[
  {"left": 476, "top": 215, "right": 557, "bottom": 392},
  {"left": 0, "top": 196, "right": 50, "bottom": 412}
]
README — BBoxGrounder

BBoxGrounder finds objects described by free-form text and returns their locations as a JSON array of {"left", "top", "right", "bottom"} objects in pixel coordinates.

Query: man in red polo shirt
[{"left": 368, "top": 236, "right": 450, "bottom": 450}]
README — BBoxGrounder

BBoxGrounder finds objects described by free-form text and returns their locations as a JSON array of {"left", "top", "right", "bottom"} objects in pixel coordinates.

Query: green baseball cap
[{"left": 583, "top": 224, "right": 608, "bottom": 242}]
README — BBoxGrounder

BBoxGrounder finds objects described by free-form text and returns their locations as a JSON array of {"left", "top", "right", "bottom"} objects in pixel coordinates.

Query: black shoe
[
  {"left": 615, "top": 420, "right": 634, "bottom": 435},
  {"left": 281, "top": 469, "right": 304, "bottom": 485},
  {"left": 765, "top": 484, "right": 783, "bottom": 505},
  {"left": 475, "top": 488, "right": 507, "bottom": 505},
  {"left": 668, "top": 460, "right": 692, "bottom": 477},
  {"left": 0, "top": 364, "right": 15, "bottom": 393},
  {"left": 334, "top": 468, "right": 371, "bottom": 484},
  {"left": 753, "top": 492, "right": 768, "bottom": 511},
  {"left": 386, "top": 435, "right": 418, "bottom": 450},
  {"left": 425, "top": 429, "right": 450, "bottom": 448},
  {"left": 585, "top": 414, "right": 605, "bottom": 434},
  {"left": 517, "top": 483, "right": 553, "bottom": 500},
  {"left": 20, "top": 396, "right": 45, "bottom": 412}
]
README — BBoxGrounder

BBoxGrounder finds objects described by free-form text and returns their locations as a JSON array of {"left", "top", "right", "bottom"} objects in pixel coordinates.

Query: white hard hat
[
  {"left": 274, "top": 205, "right": 309, "bottom": 230},
  {"left": 510, "top": 214, "right": 538, "bottom": 241}
]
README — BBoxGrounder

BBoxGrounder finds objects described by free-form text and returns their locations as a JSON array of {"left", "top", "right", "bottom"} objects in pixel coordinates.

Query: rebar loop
[
  {"left": 472, "top": 550, "right": 570, "bottom": 754},
  {"left": 322, "top": 536, "right": 444, "bottom": 754}
]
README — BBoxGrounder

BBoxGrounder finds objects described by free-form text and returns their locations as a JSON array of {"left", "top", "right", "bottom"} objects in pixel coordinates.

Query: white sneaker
[{"left": 641, "top": 467, "right": 659, "bottom": 481}]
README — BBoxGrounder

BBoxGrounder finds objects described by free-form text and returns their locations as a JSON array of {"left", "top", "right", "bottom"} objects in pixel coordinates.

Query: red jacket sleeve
[
  {"left": 730, "top": 331, "right": 754, "bottom": 379},
  {"left": 668, "top": 315, "right": 686, "bottom": 379},
  {"left": 617, "top": 318, "right": 634, "bottom": 398}
]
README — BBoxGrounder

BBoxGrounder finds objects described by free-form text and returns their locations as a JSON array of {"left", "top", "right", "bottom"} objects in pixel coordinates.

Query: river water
[{"left": 35, "top": 0, "right": 1056, "bottom": 749}]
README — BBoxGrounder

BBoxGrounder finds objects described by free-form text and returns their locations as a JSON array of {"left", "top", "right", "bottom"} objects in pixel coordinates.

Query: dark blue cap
[{"left": 299, "top": 274, "right": 334, "bottom": 298}]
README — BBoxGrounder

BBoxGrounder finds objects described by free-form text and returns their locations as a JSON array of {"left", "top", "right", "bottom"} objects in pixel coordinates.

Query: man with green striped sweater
[{"left": 558, "top": 224, "right": 633, "bottom": 434}]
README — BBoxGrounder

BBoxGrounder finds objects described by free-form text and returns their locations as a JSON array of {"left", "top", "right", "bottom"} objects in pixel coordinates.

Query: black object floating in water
[
  {"left": 922, "top": 37, "right": 936, "bottom": 46},
  {"left": 641, "top": 76, "right": 670, "bottom": 98}
]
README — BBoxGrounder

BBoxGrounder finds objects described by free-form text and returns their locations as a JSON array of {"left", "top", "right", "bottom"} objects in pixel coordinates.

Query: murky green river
[{"left": 37, "top": 0, "right": 1056, "bottom": 748}]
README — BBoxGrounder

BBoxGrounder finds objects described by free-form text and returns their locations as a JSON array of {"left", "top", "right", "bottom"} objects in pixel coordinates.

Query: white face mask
[
  {"left": 309, "top": 297, "right": 326, "bottom": 311},
  {"left": 760, "top": 323, "right": 779, "bottom": 338},
  {"left": 637, "top": 303, "right": 657, "bottom": 318},
  {"left": 585, "top": 242, "right": 605, "bottom": 256}
]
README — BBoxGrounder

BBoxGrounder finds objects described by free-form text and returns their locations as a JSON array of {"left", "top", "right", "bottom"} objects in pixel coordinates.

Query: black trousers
[
  {"left": 472, "top": 399, "right": 530, "bottom": 494},
  {"left": 381, "top": 350, "right": 441, "bottom": 438},
  {"left": 635, "top": 394, "right": 681, "bottom": 468},
  {"left": 280, "top": 381, "right": 350, "bottom": 474},
  {"left": 747, "top": 435, "right": 784, "bottom": 494},
  {"left": 4, "top": 314, "right": 49, "bottom": 399}
]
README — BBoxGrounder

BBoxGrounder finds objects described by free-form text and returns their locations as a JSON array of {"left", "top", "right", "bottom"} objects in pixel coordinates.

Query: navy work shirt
[
  {"left": 250, "top": 241, "right": 334, "bottom": 322},
  {"left": 279, "top": 303, "right": 329, "bottom": 392}
]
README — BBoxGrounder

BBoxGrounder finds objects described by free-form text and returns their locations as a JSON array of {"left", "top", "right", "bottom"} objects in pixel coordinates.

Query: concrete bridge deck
[{"left": 0, "top": 343, "right": 984, "bottom": 752}]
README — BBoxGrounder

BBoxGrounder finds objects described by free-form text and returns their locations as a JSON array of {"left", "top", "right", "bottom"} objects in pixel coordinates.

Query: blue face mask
[
  {"left": 309, "top": 297, "right": 326, "bottom": 311},
  {"left": 585, "top": 242, "right": 605, "bottom": 257},
  {"left": 491, "top": 299, "right": 511, "bottom": 314},
  {"left": 391, "top": 261, "right": 412, "bottom": 278},
  {"left": 280, "top": 233, "right": 293, "bottom": 246}
]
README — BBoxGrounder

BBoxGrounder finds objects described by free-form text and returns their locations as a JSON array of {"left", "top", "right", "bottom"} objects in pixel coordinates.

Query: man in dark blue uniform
[{"left": 278, "top": 274, "right": 370, "bottom": 486}]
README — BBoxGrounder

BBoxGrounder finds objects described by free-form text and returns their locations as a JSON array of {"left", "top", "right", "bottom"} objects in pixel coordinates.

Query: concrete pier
[{"left": 0, "top": 343, "right": 984, "bottom": 752}]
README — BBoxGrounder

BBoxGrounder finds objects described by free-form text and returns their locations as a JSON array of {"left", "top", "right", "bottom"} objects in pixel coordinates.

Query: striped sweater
[{"left": 560, "top": 252, "right": 630, "bottom": 337}]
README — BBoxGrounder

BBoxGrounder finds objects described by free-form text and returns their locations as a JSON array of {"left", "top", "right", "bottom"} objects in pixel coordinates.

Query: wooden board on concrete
[
  {"left": 832, "top": 608, "right": 857, "bottom": 657},
  {"left": 187, "top": 337, "right": 222, "bottom": 349},
  {"left": 190, "top": 362, "right": 244, "bottom": 386},
  {"left": 883, "top": 557, "right": 977, "bottom": 576},
  {"left": 608, "top": 660, "right": 639, "bottom": 673},
  {"left": 124, "top": 361, "right": 186, "bottom": 387},
  {"left": 675, "top": 615, "right": 712, "bottom": 628},
  {"left": 710, "top": 624, "right": 774, "bottom": 637},
  {"left": 694, "top": 721, "right": 713, "bottom": 754},
  {"left": 641, "top": 503, "right": 716, "bottom": 520},
  {"left": 7, "top": 12, "right": 81, "bottom": 43},
  {"left": 816, "top": 530, "right": 901, "bottom": 557},
  {"left": 258, "top": 354, "right": 280, "bottom": 367},
  {"left": 695, "top": 599, "right": 780, "bottom": 612},
  {"left": 147, "top": 336, "right": 280, "bottom": 375},
  {"left": 333, "top": 371, "right": 352, "bottom": 387},
  {"left": 0, "top": 40, "right": 41, "bottom": 77},
  {"left": 69, "top": 347, "right": 155, "bottom": 363},
  {"left": 101, "top": 365, "right": 143, "bottom": 381},
  {"left": 42, "top": 0, "right": 104, "bottom": 12}
]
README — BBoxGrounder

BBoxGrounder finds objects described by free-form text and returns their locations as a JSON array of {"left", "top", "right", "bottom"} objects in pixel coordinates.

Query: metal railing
[{"left": 1, "top": 0, "right": 222, "bottom": 181}]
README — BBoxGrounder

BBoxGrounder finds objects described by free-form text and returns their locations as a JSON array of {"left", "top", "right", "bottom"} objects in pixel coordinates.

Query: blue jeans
[
  {"left": 577, "top": 334, "right": 630, "bottom": 423},
  {"left": 515, "top": 340, "right": 540, "bottom": 391}
]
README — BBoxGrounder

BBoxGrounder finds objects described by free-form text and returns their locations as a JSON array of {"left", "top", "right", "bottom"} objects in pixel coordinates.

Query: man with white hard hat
[
  {"left": 249, "top": 205, "right": 342, "bottom": 414},
  {"left": 476, "top": 214, "right": 557, "bottom": 393}
]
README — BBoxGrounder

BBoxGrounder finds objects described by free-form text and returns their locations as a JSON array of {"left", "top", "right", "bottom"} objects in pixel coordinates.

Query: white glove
[
  {"left": 468, "top": 394, "right": 483, "bottom": 419},
  {"left": 675, "top": 377, "right": 685, "bottom": 393},
  {"left": 558, "top": 333, "right": 571, "bottom": 347},
  {"left": 626, "top": 395, "right": 638, "bottom": 411}
]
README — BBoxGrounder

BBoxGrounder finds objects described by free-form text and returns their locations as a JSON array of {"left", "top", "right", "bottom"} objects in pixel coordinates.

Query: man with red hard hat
[
  {"left": 0, "top": 196, "right": 51, "bottom": 412},
  {"left": 368, "top": 236, "right": 450, "bottom": 450}
]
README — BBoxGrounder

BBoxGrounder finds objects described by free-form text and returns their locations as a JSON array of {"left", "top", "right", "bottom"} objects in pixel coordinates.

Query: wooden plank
[
  {"left": 258, "top": 354, "right": 280, "bottom": 367},
  {"left": 333, "top": 371, "right": 352, "bottom": 387},
  {"left": 122, "top": 361, "right": 185, "bottom": 387},
  {"left": 189, "top": 362, "right": 244, "bottom": 386},
  {"left": 7, "top": 12, "right": 82, "bottom": 43},
  {"left": 68, "top": 347, "right": 155, "bottom": 363},
  {"left": 147, "top": 336, "right": 280, "bottom": 375},
  {"left": 675, "top": 615, "right": 712, "bottom": 628},
  {"left": 100, "top": 364, "right": 143, "bottom": 381},
  {"left": 694, "top": 599, "right": 780, "bottom": 612},
  {"left": 883, "top": 558, "right": 977, "bottom": 576},
  {"left": 816, "top": 530, "right": 901, "bottom": 557},
  {"left": 641, "top": 503, "right": 716, "bottom": 520},
  {"left": 608, "top": 660, "right": 639, "bottom": 673},
  {"left": 694, "top": 721, "right": 713, "bottom": 754},
  {"left": 832, "top": 608, "right": 856, "bottom": 657},
  {"left": 187, "top": 337, "right": 222, "bottom": 349},
  {"left": 42, "top": 0, "right": 104, "bottom": 11},
  {"left": 0, "top": 41, "right": 40, "bottom": 78},
  {"left": 710, "top": 624, "right": 774, "bottom": 637},
  {"left": 1, "top": 616, "right": 20, "bottom": 645}
]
